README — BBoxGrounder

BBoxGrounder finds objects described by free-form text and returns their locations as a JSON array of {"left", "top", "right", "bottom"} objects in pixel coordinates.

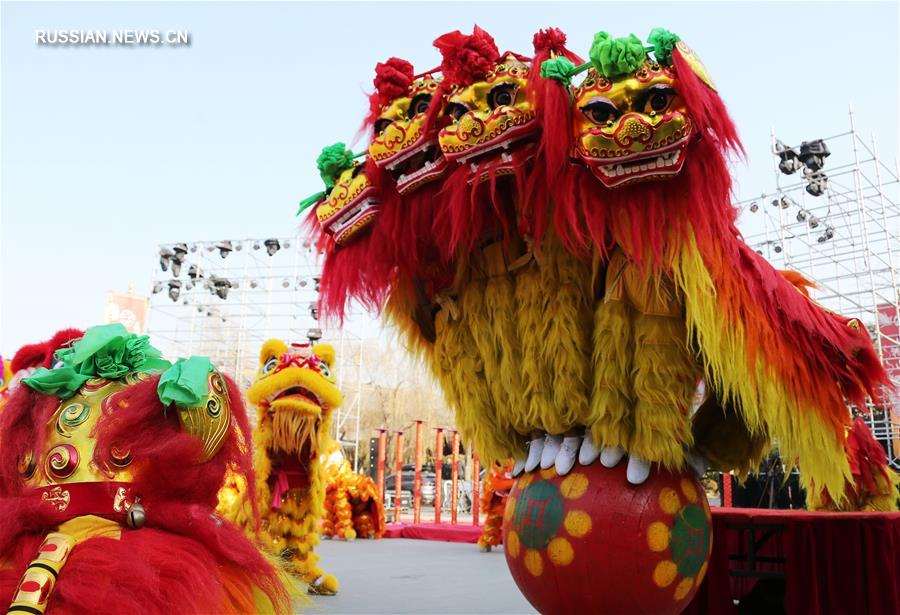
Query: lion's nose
[{"left": 619, "top": 114, "right": 653, "bottom": 142}]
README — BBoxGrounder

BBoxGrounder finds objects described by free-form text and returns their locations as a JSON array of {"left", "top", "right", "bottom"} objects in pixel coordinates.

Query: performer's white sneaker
[
  {"left": 540, "top": 435, "right": 563, "bottom": 469},
  {"left": 524, "top": 436, "right": 544, "bottom": 473},
  {"left": 555, "top": 437, "right": 581, "bottom": 475},
  {"left": 579, "top": 436, "right": 601, "bottom": 465},
  {"left": 626, "top": 455, "right": 652, "bottom": 485},
  {"left": 512, "top": 457, "right": 526, "bottom": 477},
  {"left": 600, "top": 445, "right": 626, "bottom": 468}
]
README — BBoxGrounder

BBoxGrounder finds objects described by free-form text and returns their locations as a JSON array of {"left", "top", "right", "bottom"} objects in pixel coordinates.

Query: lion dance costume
[
  {"left": 322, "top": 442, "right": 385, "bottom": 540},
  {"left": 478, "top": 461, "right": 514, "bottom": 552},
  {"left": 0, "top": 324, "right": 290, "bottom": 614},
  {"left": 298, "top": 25, "right": 891, "bottom": 614},
  {"left": 218, "top": 339, "right": 341, "bottom": 595}
]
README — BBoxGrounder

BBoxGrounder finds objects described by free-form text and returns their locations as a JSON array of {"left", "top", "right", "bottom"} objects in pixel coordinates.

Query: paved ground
[{"left": 305, "top": 538, "right": 536, "bottom": 614}]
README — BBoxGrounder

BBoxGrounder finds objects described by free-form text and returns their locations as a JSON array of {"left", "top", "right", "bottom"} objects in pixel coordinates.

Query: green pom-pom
[
  {"left": 540, "top": 56, "right": 576, "bottom": 86},
  {"left": 316, "top": 142, "right": 355, "bottom": 189},
  {"left": 647, "top": 27, "right": 681, "bottom": 65},
  {"left": 589, "top": 32, "right": 647, "bottom": 79}
]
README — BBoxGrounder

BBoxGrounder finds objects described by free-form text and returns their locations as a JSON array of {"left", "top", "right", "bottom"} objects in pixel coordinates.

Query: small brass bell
[{"left": 127, "top": 502, "right": 146, "bottom": 529}]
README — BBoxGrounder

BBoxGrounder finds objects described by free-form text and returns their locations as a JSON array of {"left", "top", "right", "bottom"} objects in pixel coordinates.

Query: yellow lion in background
[
  {"left": 218, "top": 339, "right": 341, "bottom": 595},
  {"left": 322, "top": 441, "right": 386, "bottom": 540}
]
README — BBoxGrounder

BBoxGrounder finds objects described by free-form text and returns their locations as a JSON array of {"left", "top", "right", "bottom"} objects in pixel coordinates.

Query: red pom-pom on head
[
  {"left": 433, "top": 25, "right": 499, "bottom": 87},
  {"left": 367, "top": 57, "right": 415, "bottom": 126},
  {"left": 532, "top": 27, "right": 567, "bottom": 54}
]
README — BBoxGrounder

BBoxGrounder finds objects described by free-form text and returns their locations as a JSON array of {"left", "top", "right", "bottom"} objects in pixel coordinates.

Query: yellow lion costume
[
  {"left": 218, "top": 339, "right": 341, "bottom": 595},
  {"left": 322, "top": 442, "right": 386, "bottom": 540}
]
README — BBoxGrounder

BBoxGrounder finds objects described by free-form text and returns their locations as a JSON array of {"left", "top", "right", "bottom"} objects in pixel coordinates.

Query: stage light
[
  {"left": 264, "top": 239, "right": 281, "bottom": 256},
  {"left": 282, "top": 278, "right": 290, "bottom": 288},
  {"left": 172, "top": 244, "right": 187, "bottom": 277},
  {"left": 168, "top": 279, "right": 182, "bottom": 302},
  {"left": 159, "top": 248, "right": 173, "bottom": 272},
  {"left": 799, "top": 139, "right": 830, "bottom": 172},
  {"left": 209, "top": 276, "right": 232, "bottom": 300},
  {"left": 313, "top": 277, "right": 321, "bottom": 293},
  {"left": 152, "top": 282, "right": 164, "bottom": 294},
  {"left": 298, "top": 278, "right": 308, "bottom": 288},
  {"left": 796, "top": 209, "right": 808, "bottom": 222},
  {"left": 283, "top": 240, "right": 291, "bottom": 249},
  {"left": 253, "top": 241, "right": 261, "bottom": 250},
  {"left": 307, "top": 328, "right": 323, "bottom": 342},
  {"left": 235, "top": 242, "right": 243, "bottom": 251},
  {"left": 805, "top": 172, "right": 828, "bottom": 197},
  {"left": 250, "top": 280, "right": 258, "bottom": 289},
  {"left": 774, "top": 243, "right": 783, "bottom": 253},
  {"left": 215, "top": 240, "right": 233, "bottom": 258},
  {"left": 775, "top": 140, "right": 802, "bottom": 175},
  {"left": 749, "top": 201, "right": 759, "bottom": 213},
  {"left": 309, "top": 302, "right": 319, "bottom": 321},
  {"left": 808, "top": 216, "right": 820, "bottom": 229},
  {"left": 188, "top": 265, "right": 201, "bottom": 280}
]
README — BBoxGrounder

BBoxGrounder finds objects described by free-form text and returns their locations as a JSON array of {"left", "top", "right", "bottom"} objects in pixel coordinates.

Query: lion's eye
[
  {"left": 319, "top": 363, "right": 332, "bottom": 378},
  {"left": 262, "top": 358, "right": 278, "bottom": 374},
  {"left": 445, "top": 103, "right": 468, "bottom": 122},
  {"left": 409, "top": 94, "right": 432, "bottom": 118},
  {"left": 581, "top": 100, "right": 620, "bottom": 125},
  {"left": 640, "top": 85, "right": 677, "bottom": 114},
  {"left": 487, "top": 83, "right": 517, "bottom": 109},
  {"left": 373, "top": 118, "right": 392, "bottom": 135}
]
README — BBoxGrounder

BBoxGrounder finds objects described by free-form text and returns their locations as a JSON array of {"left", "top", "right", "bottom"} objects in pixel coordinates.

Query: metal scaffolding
[
  {"left": 735, "top": 107, "right": 900, "bottom": 468},
  {"left": 146, "top": 235, "right": 366, "bottom": 469}
]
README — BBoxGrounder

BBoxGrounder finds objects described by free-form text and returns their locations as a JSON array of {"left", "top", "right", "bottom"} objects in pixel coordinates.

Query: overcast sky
[{"left": 2, "top": 1, "right": 898, "bottom": 355}]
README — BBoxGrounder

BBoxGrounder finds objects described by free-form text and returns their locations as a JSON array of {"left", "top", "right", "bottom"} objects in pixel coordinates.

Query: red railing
[{"left": 376, "top": 423, "right": 479, "bottom": 527}]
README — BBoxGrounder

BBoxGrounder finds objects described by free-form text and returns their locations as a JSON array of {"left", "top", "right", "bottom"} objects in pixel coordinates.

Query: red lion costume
[{"left": 0, "top": 325, "right": 291, "bottom": 614}]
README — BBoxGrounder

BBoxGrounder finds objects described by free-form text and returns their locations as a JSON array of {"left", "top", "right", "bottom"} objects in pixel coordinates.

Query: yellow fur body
[{"left": 589, "top": 246, "right": 699, "bottom": 470}]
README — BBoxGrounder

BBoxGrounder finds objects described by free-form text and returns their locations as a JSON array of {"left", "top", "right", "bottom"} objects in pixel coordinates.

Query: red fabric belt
[{"left": 32, "top": 482, "right": 139, "bottom": 524}]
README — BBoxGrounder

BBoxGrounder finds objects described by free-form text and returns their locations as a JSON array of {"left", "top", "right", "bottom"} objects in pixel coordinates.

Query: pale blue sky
[{"left": 2, "top": 1, "right": 898, "bottom": 354}]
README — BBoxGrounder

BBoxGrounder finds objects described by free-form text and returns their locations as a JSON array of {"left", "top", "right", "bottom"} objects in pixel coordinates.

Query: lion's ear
[
  {"left": 312, "top": 343, "right": 335, "bottom": 368},
  {"left": 259, "top": 339, "right": 288, "bottom": 366}
]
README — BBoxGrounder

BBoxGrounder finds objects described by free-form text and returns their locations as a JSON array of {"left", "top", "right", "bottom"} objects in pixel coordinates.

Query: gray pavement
[{"left": 303, "top": 538, "right": 537, "bottom": 614}]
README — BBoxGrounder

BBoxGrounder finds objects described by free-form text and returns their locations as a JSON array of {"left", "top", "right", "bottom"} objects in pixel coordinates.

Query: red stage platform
[
  {"left": 387, "top": 509, "right": 900, "bottom": 614},
  {"left": 384, "top": 522, "right": 481, "bottom": 543}
]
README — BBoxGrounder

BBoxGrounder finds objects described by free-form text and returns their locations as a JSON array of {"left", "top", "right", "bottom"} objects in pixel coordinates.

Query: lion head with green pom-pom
[
  {"left": 541, "top": 28, "right": 716, "bottom": 189},
  {"left": 300, "top": 143, "right": 380, "bottom": 247}
]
